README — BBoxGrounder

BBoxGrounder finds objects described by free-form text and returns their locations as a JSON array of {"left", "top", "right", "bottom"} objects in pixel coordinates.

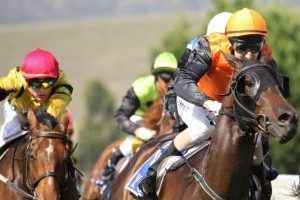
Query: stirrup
[{"left": 138, "top": 175, "right": 157, "bottom": 198}]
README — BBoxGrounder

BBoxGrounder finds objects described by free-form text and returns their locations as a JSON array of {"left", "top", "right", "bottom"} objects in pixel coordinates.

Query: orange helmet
[{"left": 225, "top": 8, "right": 267, "bottom": 38}]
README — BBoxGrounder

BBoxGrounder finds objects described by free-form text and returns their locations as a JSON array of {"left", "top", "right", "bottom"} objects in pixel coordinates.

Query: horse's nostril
[{"left": 278, "top": 112, "right": 298, "bottom": 124}]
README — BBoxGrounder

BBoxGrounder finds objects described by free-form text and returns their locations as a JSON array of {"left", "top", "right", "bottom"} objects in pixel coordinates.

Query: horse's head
[
  {"left": 227, "top": 59, "right": 298, "bottom": 143},
  {"left": 26, "top": 108, "right": 74, "bottom": 200}
]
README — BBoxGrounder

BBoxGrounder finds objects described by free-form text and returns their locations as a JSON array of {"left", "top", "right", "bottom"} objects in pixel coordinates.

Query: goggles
[
  {"left": 232, "top": 41, "right": 264, "bottom": 54},
  {"left": 28, "top": 78, "right": 57, "bottom": 89}
]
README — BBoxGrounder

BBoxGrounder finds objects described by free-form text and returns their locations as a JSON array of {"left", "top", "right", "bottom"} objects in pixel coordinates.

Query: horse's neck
[
  {"left": 1, "top": 135, "right": 29, "bottom": 183},
  {"left": 201, "top": 115, "right": 255, "bottom": 198}
]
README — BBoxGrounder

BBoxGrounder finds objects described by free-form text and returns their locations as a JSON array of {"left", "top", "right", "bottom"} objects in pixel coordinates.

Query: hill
[{"left": 0, "top": 12, "right": 203, "bottom": 128}]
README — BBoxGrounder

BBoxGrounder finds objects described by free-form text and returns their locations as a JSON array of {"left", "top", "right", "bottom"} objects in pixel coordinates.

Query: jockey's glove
[
  {"left": 203, "top": 100, "right": 222, "bottom": 114},
  {"left": 134, "top": 127, "right": 156, "bottom": 141},
  {"left": 165, "top": 94, "right": 177, "bottom": 120}
]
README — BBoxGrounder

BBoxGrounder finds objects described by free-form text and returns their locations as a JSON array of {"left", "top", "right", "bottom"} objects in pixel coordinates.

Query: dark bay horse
[
  {"left": 0, "top": 108, "right": 79, "bottom": 200},
  {"left": 81, "top": 95, "right": 174, "bottom": 200},
  {"left": 109, "top": 60, "right": 298, "bottom": 200}
]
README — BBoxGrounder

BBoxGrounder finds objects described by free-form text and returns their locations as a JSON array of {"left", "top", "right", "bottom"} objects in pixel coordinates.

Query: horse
[
  {"left": 108, "top": 59, "right": 298, "bottom": 200},
  {"left": 0, "top": 108, "right": 79, "bottom": 200},
  {"left": 81, "top": 95, "right": 174, "bottom": 200}
]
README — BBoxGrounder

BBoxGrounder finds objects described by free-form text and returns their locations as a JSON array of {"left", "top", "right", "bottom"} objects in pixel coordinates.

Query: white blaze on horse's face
[{"left": 45, "top": 140, "right": 54, "bottom": 162}]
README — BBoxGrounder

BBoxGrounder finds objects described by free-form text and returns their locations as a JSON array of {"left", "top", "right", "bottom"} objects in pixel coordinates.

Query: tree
[
  {"left": 150, "top": 16, "right": 192, "bottom": 61},
  {"left": 263, "top": 7, "right": 300, "bottom": 173},
  {"left": 76, "top": 80, "right": 120, "bottom": 171}
]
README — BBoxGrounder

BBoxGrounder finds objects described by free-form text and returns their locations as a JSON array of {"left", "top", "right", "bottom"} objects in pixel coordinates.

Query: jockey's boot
[
  {"left": 96, "top": 148, "right": 124, "bottom": 189},
  {"left": 253, "top": 163, "right": 270, "bottom": 200},
  {"left": 262, "top": 138, "right": 279, "bottom": 182},
  {"left": 263, "top": 154, "right": 278, "bottom": 182},
  {"left": 138, "top": 141, "right": 182, "bottom": 199}
]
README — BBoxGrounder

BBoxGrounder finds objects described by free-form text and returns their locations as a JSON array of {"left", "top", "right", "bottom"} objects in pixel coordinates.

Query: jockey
[
  {"left": 97, "top": 52, "right": 178, "bottom": 193},
  {"left": 139, "top": 8, "right": 288, "bottom": 198},
  {"left": 165, "top": 11, "right": 232, "bottom": 132},
  {"left": 0, "top": 48, "right": 73, "bottom": 148}
]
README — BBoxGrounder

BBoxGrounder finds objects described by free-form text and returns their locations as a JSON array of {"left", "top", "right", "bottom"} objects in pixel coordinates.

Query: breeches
[{"left": 176, "top": 96, "right": 215, "bottom": 142}]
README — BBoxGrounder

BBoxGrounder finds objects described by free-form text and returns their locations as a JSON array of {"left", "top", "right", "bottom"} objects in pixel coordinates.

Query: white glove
[
  {"left": 134, "top": 127, "right": 157, "bottom": 141},
  {"left": 203, "top": 100, "right": 222, "bottom": 114}
]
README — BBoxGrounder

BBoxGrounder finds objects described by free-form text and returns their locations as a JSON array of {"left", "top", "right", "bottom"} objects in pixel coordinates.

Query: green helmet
[{"left": 152, "top": 52, "right": 178, "bottom": 75}]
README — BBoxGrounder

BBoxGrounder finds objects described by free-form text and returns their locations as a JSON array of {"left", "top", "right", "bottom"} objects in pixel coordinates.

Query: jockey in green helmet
[{"left": 97, "top": 52, "right": 178, "bottom": 196}]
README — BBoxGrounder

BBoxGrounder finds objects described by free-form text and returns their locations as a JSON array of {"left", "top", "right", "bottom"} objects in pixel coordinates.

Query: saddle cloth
[{"left": 125, "top": 140, "right": 210, "bottom": 197}]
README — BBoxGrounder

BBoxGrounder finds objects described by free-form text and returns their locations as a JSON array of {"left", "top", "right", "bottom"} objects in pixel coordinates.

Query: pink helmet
[{"left": 21, "top": 48, "right": 59, "bottom": 79}]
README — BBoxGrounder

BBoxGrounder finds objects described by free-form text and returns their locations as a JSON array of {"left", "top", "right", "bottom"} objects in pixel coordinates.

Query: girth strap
[{"left": 181, "top": 154, "right": 225, "bottom": 200}]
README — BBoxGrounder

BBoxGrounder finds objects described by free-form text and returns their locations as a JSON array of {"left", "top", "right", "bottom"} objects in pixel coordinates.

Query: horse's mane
[{"left": 34, "top": 107, "right": 59, "bottom": 129}]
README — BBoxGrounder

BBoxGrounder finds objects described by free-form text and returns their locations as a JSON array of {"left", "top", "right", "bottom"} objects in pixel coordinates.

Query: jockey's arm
[
  {"left": 47, "top": 71, "right": 73, "bottom": 119},
  {"left": 114, "top": 88, "right": 140, "bottom": 135},
  {"left": 173, "top": 36, "right": 211, "bottom": 106},
  {"left": 0, "top": 67, "right": 23, "bottom": 101}
]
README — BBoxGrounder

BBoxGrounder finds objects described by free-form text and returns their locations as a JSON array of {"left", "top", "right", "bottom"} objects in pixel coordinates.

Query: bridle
[
  {"left": 225, "top": 63, "right": 282, "bottom": 133},
  {"left": 25, "top": 130, "right": 75, "bottom": 198}
]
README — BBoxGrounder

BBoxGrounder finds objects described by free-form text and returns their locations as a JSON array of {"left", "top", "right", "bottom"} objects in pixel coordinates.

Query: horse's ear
[
  {"left": 222, "top": 51, "right": 242, "bottom": 70},
  {"left": 58, "top": 111, "right": 69, "bottom": 134},
  {"left": 27, "top": 109, "right": 38, "bottom": 130}
]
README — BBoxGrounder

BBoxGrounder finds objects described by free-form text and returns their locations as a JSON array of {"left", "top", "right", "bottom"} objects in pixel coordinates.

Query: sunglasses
[
  {"left": 28, "top": 78, "right": 57, "bottom": 89},
  {"left": 232, "top": 41, "right": 264, "bottom": 54}
]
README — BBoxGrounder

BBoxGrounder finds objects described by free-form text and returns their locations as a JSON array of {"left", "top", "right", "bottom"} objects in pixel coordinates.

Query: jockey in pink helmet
[{"left": 0, "top": 48, "right": 73, "bottom": 147}]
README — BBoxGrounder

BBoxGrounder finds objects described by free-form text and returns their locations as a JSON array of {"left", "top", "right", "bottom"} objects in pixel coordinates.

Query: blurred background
[{"left": 0, "top": 0, "right": 299, "bottom": 175}]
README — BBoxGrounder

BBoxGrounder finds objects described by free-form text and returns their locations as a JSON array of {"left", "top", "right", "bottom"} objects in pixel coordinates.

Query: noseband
[{"left": 25, "top": 131, "right": 74, "bottom": 195}]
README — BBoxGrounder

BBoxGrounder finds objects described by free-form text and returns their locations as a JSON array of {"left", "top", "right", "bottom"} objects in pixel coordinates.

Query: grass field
[{"left": 0, "top": 12, "right": 204, "bottom": 128}]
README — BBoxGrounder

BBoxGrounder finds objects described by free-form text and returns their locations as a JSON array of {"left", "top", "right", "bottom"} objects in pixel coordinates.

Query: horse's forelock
[{"left": 34, "top": 107, "right": 59, "bottom": 129}]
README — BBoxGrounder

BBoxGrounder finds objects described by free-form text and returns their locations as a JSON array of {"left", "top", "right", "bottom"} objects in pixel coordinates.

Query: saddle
[{"left": 125, "top": 140, "right": 210, "bottom": 197}]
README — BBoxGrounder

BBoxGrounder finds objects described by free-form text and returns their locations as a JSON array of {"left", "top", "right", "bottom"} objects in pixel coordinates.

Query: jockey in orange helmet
[
  {"left": 165, "top": 12, "right": 233, "bottom": 132},
  {"left": 139, "top": 8, "right": 288, "bottom": 199},
  {"left": 0, "top": 48, "right": 73, "bottom": 147}
]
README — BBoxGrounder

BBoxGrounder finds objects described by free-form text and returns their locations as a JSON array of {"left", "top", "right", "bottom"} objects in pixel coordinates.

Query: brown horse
[
  {"left": 81, "top": 95, "right": 174, "bottom": 200},
  {"left": 0, "top": 108, "right": 79, "bottom": 200},
  {"left": 109, "top": 60, "right": 298, "bottom": 200}
]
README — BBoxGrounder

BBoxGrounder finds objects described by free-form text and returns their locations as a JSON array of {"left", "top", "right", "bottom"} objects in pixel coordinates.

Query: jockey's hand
[
  {"left": 203, "top": 100, "right": 222, "bottom": 114},
  {"left": 134, "top": 127, "right": 156, "bottom": 141},
  {"left": 165, "top": 94, "right": 177, "bottom": 120}
]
